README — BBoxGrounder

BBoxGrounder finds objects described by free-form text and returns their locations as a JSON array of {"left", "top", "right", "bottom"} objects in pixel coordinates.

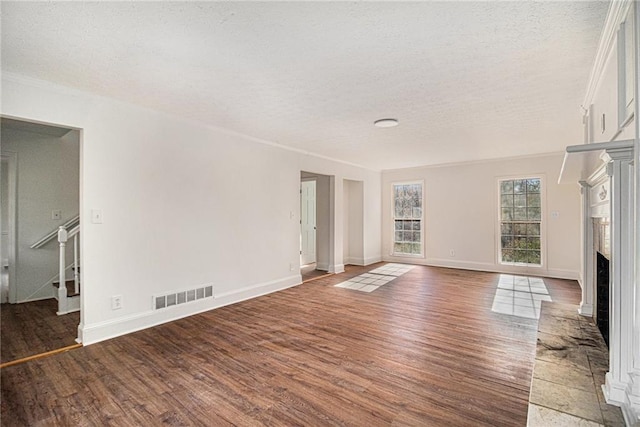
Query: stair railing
[
  {"left": 57, "top": 223, "right": 80, "bottom": 315},
  {"left": 30, "top": 215, "right": 79, "bottom": 249}
]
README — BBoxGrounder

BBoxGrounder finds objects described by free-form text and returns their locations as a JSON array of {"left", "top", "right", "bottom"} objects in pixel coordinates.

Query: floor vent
[{"left": 153, "top": 285, "right": 213, "bottom": 310}]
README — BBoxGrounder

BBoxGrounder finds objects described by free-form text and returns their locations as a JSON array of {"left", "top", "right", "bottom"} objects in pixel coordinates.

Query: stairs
[
  {"left": 52, "top": 267, "right": 80, "bottom": 315},
  {"left": 52, "top": 280, "right": 80, "bottom": 297},
  {"left": 32, "top": 220, "right": 81, "bottom": 316}
]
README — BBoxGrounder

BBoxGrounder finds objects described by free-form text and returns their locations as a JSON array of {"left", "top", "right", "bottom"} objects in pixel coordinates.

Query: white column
[
  {"left": 329, "top": 175, "right": 345, "bottom": 274},
  {"left": 627, "top": 2, "right": 640, "bottom": 422},
  {"left": 578, "top": 180, "right": 594, "bottom": 316},
  {"left": 602, "top": 146, "right": 634, "bottom": 406}
]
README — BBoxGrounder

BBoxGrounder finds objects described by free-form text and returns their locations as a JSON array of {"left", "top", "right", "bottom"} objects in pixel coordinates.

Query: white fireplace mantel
[
  {"left": 558, "top": 139, "right": 635, "bottom": 185},
  {"left": 562, "top": 139, "right": 636, "bottom": 421}
]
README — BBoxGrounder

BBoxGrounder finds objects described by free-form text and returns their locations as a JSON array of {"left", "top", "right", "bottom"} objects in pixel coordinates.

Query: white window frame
[
  {"left": 391, "top": 180, "right": 425, "bottom": 258},
  {"left": 496, "top": 175, "right": 546, "bottom": 268}
]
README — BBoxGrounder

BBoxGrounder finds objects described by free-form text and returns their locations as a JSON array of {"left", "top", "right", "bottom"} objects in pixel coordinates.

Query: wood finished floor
[
  {"left": 300, "top": 264, "right": 331, "bottom": 282},
  {"left": 1, "top": 298, "right": 80, "bottom": 364},
  {"left": 1, "top": 264, "right": 581, "bottom": 426}
]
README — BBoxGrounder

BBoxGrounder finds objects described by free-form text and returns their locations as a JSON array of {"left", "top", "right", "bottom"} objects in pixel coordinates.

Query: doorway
[
  {"left": 300, "top": 171, "right": 332, "bottom": 280},
  {"left": 0, "top": 117, "right": 82, "bottom": 366},
  {"left": 300, "top": 179, "right": 316, "bottom": 265}
]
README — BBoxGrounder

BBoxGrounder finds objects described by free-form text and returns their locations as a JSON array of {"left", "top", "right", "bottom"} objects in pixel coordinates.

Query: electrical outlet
[
  {"left": 449, "top": 249, "right": 455, "bottom": 257},
  {"left": 289, "top": 263, "right": 295, "bottom": 271},
  {"left": 111, "top": 295, "right": 123, "bottom": 310}
]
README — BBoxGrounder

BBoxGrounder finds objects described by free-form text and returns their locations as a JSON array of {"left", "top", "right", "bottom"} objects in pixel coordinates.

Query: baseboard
[
  {"left": 363, "top": 255, "right": 382, "bottom": 265},
  {"left": 418, "top": 258, "right": 497, "bottom": 273},
  {"left": 344, "top": 257, "right": 365, "bottom": 266},
  {"left": 80, "top": 274, "right": 301, "bottom": 345},
  {"left": 622, "top": 371, "right": 640, "bottom": 426},
  {"left": 381, "top": 256, "right": 579, "bottom": 281},
  {"left": 316, "top": 262, "right": 329, "bottom": 271},
  {"left": 344, "top": 256, "right": 381, "bottom": 266},
  {"left": 578, "top": 303, "right": 594, "bottom": 317},
  {"left": 57, "top": 307, "right": 80, "bottom": 315},
  {"left": 329, "top": 264, "right": 345, "bottom": 274},
  {"left": 57, "top": 295, "right": 80, "bottom": 315},
  {"left": 603, "top": 373, "right": 628, "bottom": 406},
  {"left": 544, "top": 269, "right": 580, "bottom": 281},
  {"left": 621, "top": 399, "right": 640, "bottom": 427}
]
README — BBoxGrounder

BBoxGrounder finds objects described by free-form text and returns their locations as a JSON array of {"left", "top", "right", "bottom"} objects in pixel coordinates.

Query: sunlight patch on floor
[
  {"left": 491, "top": 274, "right": 552, "bottom": 319},
  {"left": 334, "top": 263, "right": 414, "bottom": 293}
]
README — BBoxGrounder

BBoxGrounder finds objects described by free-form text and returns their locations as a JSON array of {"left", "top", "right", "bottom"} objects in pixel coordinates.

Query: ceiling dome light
[{"left": 374, "top": 118, "right": 399, "bottom": 128}]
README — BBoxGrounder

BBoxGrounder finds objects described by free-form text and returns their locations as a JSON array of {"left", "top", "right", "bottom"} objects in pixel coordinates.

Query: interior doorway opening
[
  {"left": 1, "top": 153, "right": 15, "bottom": 304},
  {"left": 300, "top": 179, "right": 316, "bottom": 266},
  {"left": 300, "top": 171, "right": 332, "bottom": 280},
  {"left": 0, "top": 116, "right": 82, "bottom": 366}
]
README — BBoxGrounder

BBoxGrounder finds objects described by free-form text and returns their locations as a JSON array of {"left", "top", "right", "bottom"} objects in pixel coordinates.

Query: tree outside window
[
  {"left": 393, "top": 182, "right": 422, "bottom": 256},
  {"left": 499, "top": 178, "right": 542, "bottom": 265}
]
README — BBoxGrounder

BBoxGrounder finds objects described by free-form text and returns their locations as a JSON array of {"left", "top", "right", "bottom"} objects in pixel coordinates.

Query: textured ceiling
[{"left": 1, "top": 2, "right": 609, "bottom": 170}]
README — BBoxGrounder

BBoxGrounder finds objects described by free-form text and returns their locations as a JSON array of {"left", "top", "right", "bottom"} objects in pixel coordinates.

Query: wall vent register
[{"left": 153, "top": 285, "right": 213, "bottom": 310}]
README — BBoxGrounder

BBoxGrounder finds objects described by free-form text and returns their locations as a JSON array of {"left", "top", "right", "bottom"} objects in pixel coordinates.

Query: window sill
[
  {"left": 499, "top": 262, "right": 543, "bottom": 268},
  {"left": 391, "top": 253, "right": 424, "bottom": 259}
]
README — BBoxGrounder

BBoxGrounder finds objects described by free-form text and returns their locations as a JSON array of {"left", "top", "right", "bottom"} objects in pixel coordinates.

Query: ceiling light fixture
[{"left": 374, "top": 118, "right": 399, "bottom": 128}]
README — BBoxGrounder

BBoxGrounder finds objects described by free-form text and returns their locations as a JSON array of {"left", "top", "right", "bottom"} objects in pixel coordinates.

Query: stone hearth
[{"left": 527, "top": 302, "right": 624, "bottom": 426}]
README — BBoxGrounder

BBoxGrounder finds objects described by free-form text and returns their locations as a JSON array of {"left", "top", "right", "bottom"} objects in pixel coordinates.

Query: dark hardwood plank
[
  {"left": 300, "top": 264, "right": 331, "bottom": 282},
  {"left": 1, "top": 299, "right": 79, "bottom": 363},
  {"left": 1, "top": 264, "right": 581, "bottom": 426}
]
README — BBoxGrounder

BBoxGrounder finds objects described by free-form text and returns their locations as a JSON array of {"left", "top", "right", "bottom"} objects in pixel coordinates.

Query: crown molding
[{"left": 1, "top": 72, "right": 379, "bottom": 173}]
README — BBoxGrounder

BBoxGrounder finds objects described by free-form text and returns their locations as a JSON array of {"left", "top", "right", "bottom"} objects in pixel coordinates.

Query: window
[
  {"left": 393, "top": 182, "right": 423, "bottom": 256},
  {"left": 499, "top": 178, "right": 542, "bottom": 265}
]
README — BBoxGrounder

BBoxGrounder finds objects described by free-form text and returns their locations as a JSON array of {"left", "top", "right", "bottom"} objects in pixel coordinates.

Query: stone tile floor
[{"left": 527, "top": 302, "right": 625, "bottom": 426}]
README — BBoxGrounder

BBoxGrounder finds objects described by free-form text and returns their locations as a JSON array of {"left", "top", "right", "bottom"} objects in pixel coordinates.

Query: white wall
[
  {"left": 343, "top": 180, "right": 350, "bottom": 260},
  {"left": 344, "top": 179, "right": 364, "bottom": 265},
  {"left": 315, "top": 174, "right": 331, "bottom": 271},
  {"left": 1, "top": 128, "right": 79, "bottom": 302},
  {"left": 1, "top": 74, "right": 382, "bottom": 344},
  {"left": 382, "top": 153, "right": 581, "bottom": 279},
  {"left": 362, "top": 172, "right": 382, "bottom": 266}
]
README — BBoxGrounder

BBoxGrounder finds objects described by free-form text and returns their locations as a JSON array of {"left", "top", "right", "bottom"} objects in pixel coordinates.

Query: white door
[{"left": 300, "top": 180, "right": 317, "bottom": 265}]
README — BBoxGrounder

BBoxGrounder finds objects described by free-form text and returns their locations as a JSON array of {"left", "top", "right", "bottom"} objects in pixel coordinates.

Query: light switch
[
  {"left": 91, "top": 209, "right": 103, "bottom": 224},
  {"left": 51, "top": 210, "right": 62, "bottom": 220}
]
